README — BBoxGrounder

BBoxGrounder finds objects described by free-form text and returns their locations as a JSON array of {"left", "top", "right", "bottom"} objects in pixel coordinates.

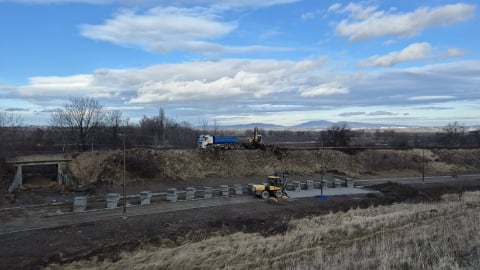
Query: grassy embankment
[{"left": 47, "top": 191, "right": 480, "bottom": 270}]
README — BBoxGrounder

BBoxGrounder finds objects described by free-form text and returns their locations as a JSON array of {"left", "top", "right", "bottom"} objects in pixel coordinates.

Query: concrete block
[
  {"left": 220, "top": 185, "right": 229, "bottom": 197},
  {"left": 186, "top": 187, "right": 196, "bottom": 200},
  {"left": 313, "top": 181, "right": 321, "bottom": 189},
  {"left": 292, "top": 181, "right": 301, "bottom": 192},
  {"left": 346, "top": 178, "right": 354, "bottom": 188},
  {"left": 306, "top": 180, "right": 314, "bottom": 190},
  {"left": 73, "top": 196, "right": 87, "bottom": 212},
  {"left": 234, "top": 184, "right": 243, "bottom": 195},
  {"left": 334, "top": 178, "right": 343, "bottom": 188},
  {"left": 167, "top": 188, "right": 177, "bottom": 202},
  {"left": 106, "top": 193, "right": 120, "bottom": 209},
  {"left": 204, "top": 187, "right": 213, "bottom": 199},
  {"left": 247, "top": 183, "right": 255, "bottom": 195},
  {"left": 140, "top": 191, "right": 152, "bottom": 205},
  {"left": 321, "top": 180, "right": 329, "bottom": 189}
]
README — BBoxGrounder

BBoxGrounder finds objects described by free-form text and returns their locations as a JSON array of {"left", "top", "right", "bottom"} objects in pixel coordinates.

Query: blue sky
[{"left": 0, "top": 0, "right": 479, "bottom": 127}]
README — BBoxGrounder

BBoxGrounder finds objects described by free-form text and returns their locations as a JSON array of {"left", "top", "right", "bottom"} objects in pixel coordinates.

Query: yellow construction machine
[
  {"left": 243, "top": 126, "right": 264, "bottom": 149},
  {"left": 251, "top": 173, "right": 289, "bottom": 199}
]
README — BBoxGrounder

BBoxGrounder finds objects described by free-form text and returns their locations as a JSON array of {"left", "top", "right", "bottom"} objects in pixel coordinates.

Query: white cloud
[
  {"left": 17, "top": 75, "right": 112, "bottom": 99},
  {"left": 359, "top": 42, "right": 432, "bottom": 67},
  {"left": 339, "top": 111, "right": 365, "bottom": 117},
  {"left": 301, "top": 12, "right": 315, "bottom": 21},
  {"left": 445, "top": 48, "right": 466, "bottom": 58},
  {"left": 126, "top": 59, "right": 331, "bottom": 103},
  {"left": 10, "top": 58, "right": 331, "bottom": 105},
  {"left": 359, "top": 43, "right": 467, "bottom": 67},
  {"left": 334, "top": 3, "right": 475, "bottom": 41},
  {"left": 80, "top": 6, "right": 292, "bottom": 54},
  {"left": 299, "top": 82, "right": 349, "bottom": 97},
  {"left": 408, "top": 96, "right": 455, "bottom": 101},
  {"left": 328, "top": 3, "right": 342, "bottom": 13},
  {"left": 342, "top": 3, "right": 379, "bottom": 20},
  {"left": 80, "top": 7, "right": 240, "bottom": 54},
  {"left": 0, "top": 0, "right": 116, "bottom": 3},
  {"left": 5, "top": 59, "right": 480, "bottom": 126},
  {"left": 366, "top": 110, "right": 397, "bottom": 116},
  {"left": 1, "top": 0, "right": 300, "bottom": 8}
]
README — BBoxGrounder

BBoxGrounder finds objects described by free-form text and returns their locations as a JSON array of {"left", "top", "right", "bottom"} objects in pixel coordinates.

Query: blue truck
[
  {"left": 197, "top": 127, "right": 264, "bottom": 149},
  {"left": 197, "top": 135, "right": 238, "bottom": 149}
]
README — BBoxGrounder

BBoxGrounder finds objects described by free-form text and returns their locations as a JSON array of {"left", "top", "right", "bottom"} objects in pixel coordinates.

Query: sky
[{"left": 0, "top": 0, "right": 479, "bottom": 127}]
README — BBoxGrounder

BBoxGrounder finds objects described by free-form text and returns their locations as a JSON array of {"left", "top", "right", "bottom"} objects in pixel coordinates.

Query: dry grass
[
  {"left": 68, "top": 148, "right": 480, "bottom": 185},
  {"left": 47, "top": 191, "right": 480, "bottom": 270}
]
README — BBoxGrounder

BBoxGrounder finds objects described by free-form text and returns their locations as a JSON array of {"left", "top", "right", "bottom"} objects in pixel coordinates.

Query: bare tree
[
  {"left": 213, "top": 119, "right": 219, "bottom": 135},
  {"left": 105, "top": 110, "right": 126, "bottom": 148},
  {"left": 201, "top": 120, "right": 209, "bottom": 134},
  {"left": 51, "top": 97, "right": 106, "bottom": 152},
  {"left": 325, "top": 123, "right": 351, "bottom": 147},
  {"left": 0, "top": 112, "right": 23, "bottom": 181},
  {"left": 137, "top": 108, "right": 165, "bottom": 147},
  {"left": 444, "top": 121, "right": 465, "bottom": 147}
]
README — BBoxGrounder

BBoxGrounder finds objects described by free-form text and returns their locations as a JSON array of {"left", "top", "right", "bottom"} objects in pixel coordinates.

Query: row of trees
[
  {"left": 49, "top": 97, "right": 199, "bottom": 152},
  {"left": 1, "top": 97, "right": 479, "bottom": 156}
]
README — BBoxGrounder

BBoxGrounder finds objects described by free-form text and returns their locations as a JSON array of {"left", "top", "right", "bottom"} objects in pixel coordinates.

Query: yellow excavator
[
  {"left": 251, "top": 173, "right": 289, "bottom": 199},
  {"left": 243, "top": 127, "right": 264, "bottom": 149}
]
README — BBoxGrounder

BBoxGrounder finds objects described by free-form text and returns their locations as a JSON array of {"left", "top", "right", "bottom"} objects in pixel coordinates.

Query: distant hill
[
  {"left": 213, "top": 123, "right": 285, "bottom": 129},
  {"left": 212, "top": 120, "right": 479, "bottom": 130},
  {"left": 293, "top": 121, "right": 408, "bottom": 129}
]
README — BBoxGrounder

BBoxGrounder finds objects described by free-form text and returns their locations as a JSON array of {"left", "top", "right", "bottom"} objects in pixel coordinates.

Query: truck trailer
[
  {"left": 197, "top": 135, "right": 238, "bottom": 149},
  {"left": 197, "top": 127, "right": 265, "bottom": 149}
]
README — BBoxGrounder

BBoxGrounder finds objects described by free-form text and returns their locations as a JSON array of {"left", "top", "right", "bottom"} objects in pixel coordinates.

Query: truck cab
[{"left": 197, "top": 135, "right": 214, "bottom": 149}]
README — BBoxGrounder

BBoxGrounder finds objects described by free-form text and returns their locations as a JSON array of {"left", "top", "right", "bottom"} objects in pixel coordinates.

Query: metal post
[
  {"left": 422, "top": 148, "right": 425, "bottom": 184},
  {"left": 320, "top": 140, "right": 324, "bottom": 195},
  {"left": 123, "top": 133, "right": 126, "bottom": 213}
]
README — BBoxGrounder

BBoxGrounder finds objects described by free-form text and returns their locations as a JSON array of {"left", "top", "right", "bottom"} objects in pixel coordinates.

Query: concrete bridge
[{"left": 6, "top": 153, "right": 73, "bottom": 193}]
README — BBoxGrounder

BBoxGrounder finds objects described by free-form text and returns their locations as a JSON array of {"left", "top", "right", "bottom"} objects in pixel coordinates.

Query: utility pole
[
  {"left": 320, "top": 139, "right": 324, "bottom": 195},
  {"left": 422, "top": 147, "right": 425, "bottom": 184},
  {"left": 123, "top": 133, "right": 126, "bottom": 213}
]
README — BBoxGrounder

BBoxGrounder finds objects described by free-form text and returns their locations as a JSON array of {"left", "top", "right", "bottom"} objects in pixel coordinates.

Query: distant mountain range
[{"left": 216, "top": 120, "right": 410, "bottom": 130}]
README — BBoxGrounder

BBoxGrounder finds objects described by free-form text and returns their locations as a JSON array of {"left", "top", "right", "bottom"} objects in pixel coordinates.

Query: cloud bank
[{"left": 329, "top": 3, "right": 475, "bottom": 41}]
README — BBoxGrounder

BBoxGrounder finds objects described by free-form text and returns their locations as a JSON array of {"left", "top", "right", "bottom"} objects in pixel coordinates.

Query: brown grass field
[{"left": 46, "top": 191, "right": 480, "bottom": 270}]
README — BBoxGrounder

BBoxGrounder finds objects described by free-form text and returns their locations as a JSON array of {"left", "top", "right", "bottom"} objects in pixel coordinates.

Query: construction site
[{"left": 1, "top": 143, "right": 480, "bottom": 269}]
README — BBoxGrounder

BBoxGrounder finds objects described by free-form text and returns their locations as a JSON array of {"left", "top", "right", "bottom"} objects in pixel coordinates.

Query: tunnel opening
[{"left": 22, "top": 164, "right": 58, "bottom": 188}]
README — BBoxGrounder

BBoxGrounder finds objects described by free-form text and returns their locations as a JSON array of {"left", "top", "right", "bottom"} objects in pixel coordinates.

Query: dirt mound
[
  {"left": 67, "top": 148, "right": 480, "bottom": 185},
  {"left": 367, "top": 182, "right": 420, "bottom": 201}
]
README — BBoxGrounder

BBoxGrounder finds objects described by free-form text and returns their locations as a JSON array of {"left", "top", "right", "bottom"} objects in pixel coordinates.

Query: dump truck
[
  {"left": 197, "top": 127, "right": 265, "bottom": 149},
  {"left": 197, "top": 135, "right": 238, "bottom": 149}
]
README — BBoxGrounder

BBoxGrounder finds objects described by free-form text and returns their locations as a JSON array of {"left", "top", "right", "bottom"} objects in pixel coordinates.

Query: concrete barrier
[
  {"left": 321, "top": 180, "right": 329, "bottom": 189},
  {"left": 204, "top": 187, "right": 213, "bottom": 199},
  {"left": 220, "top": 185, "right": 229, "bottom": 197},
  {"left": 247, "top": 183, "right": 254, "bottom": 194},
  {"left": 106, "top": 193, "right": 120, "bottom": 208},
  {"left": 334, "top": 178, "right": 343, "bottom": 188},
  {"left": 73, "top": 196, "right": 87, "bottom": 212},
  {"left": 292, "top": 181, "right": 301, "bottom": 191},
  {"left": 167, "top": 188, "right": 177, "bottom": 202},
  {"left": 346, "top": 178, "right": 354, "bottom": 188},
  {"left": 306, "top": 180, "right": 314, "bottom": 190},
  {"left": 140, "top": 191, "right": 152, "bottom": 205},
  {"left": 186, "top": 187, "right": 196, "bottom": 200},
  {"left": 234, "top": 184, "right": 243, "bottom": 195}
]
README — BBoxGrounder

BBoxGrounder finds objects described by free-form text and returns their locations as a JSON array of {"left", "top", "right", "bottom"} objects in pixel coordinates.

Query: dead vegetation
[
  {"left": 46, "top": 191, "right": 480, "bottom": 270},
  {"left": 67, "top": 148, "right": 480, "bottom": 185}
]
